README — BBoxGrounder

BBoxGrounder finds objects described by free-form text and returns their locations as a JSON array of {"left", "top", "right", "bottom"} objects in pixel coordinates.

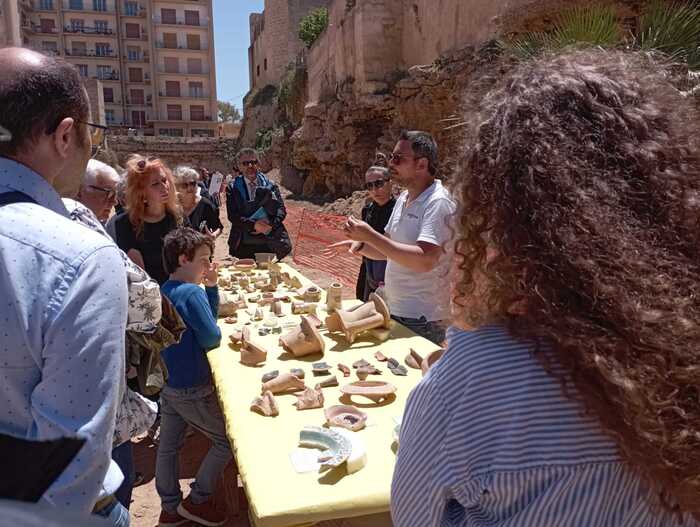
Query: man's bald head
[{"left": 0, "top": 47, "right": 89, "bottom": 157}]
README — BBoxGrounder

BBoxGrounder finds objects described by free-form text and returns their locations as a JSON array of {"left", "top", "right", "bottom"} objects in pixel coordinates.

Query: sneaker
[
  {"left": 177, "top": 496, "right": 226, "bottom": 527},
  {"left": 158, "top": 509, "right": 188, "bottom": 527}
]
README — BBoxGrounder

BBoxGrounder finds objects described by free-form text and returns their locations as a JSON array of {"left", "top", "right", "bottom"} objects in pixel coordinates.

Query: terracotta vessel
[
  {"left": 218, "top": 291, "right": 240, "bottom": 317},
  {"left": 302, "top": 286, "right": 322, "bottom": 303},
  {"left": 338, "top": 363, "right": 350, "bottom": 377},
  {"left": 356, "top": 368, "right": 369, "bottom": 381},
  {"left": 234, "top": 258, "right": 257, "bottom": 272},
  {"left": 340, "top": 381, "right": 397, "bottom": 403},
  {"left": 324, "top": 405, "right": 367, "bottom": 432},
  {"left": 291, "top": 302, "right": 317, "bottom": 315},
  {"left": 421, "top": 348, "right": 445, "bottom": 375},
  {"left": 262, "top": 372, "right": 305, "bottom": 394},
  {"left": 279, "top": 316, "right": 325, "bottom": 357},
  {"left": 324, "top": 293, "right": 391, "bottom": 343},
  {"left": 240, "top": 327, "right": 267, "bottom": 366},
  {"left": 315, "top": 375, "right": 338, "bottom": 389},
  {"left": 374, "top": 351, "right": 388, "bottom": 362},
  {"left": 250, "top": 391, "right": 278, "bottom": 417},
  {"left": 325, "top": 282, "right": 343, "bottom": 313},
  {"left": 272, "top": 300, "right": 284, "bottom": 316},
  {"left": 405, "top": 348, "right": 423, "bottom": 370},
  {"left": 306, "top": 313, "right": 323, "bottom": 328},
  {"left": 293, "top": 386, "right": 324, "bottom": 410}
]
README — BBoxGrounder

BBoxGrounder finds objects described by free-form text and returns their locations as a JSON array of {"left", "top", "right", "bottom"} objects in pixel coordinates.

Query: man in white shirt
[{"left": 343, "top": 131, "right": 454, "bottom": 344}]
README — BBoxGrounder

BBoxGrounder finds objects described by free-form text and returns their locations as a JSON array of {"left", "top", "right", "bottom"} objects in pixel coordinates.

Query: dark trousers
[
  {"left": 229, "top": 234, "right": 292, "bottom": 261},
  {"left": 112, "top": 441, "right": 135, "bottom": 509}
]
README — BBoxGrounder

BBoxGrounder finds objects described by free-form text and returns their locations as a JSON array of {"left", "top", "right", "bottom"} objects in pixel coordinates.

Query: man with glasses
[
  {"left": 76, "top": 159, "right": 120, "bottom": 222},
  {"left": 0, "top": 48, "right": 128, "bottom": 525},
  {"left": 225, "top": 147, "right": 292, "bottom": 260},
  {"left": 342, "top": 131, "right": 454, "bottom": 345}
]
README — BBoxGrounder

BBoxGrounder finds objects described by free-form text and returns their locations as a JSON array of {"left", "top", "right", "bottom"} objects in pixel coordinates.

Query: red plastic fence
[{"left": 286, "top": 204, "right": 362, "bottom": 288}]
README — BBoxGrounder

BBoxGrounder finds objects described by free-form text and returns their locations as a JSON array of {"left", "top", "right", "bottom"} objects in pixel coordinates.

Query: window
[
  {"left": 164, "top": 56, "right": 179, "bottom": 73},
  {"left": 69, "top": 0, "right": 83, "bottom": 9},
  {"left": 39, "top": 19, "right": 55, "bottom": 33},
  {"left": 184, "top": 10, "right": 199, "bottom": 26},
  {"left": 93, "top": 0, "right": 107, "bottom": 11},
  {"left": 186, "top": 34, "right": 200, "bottom": 50},
  {"left": 160, "top": 8, "right": 176, "bottom": 24},
  {"left": 97, "top": 65, "right": 111, "bottom": 79},
  {"left": 256, "top": 65, "right": 260, "bottom": 77},
  {"left": 190, "top": 105, "right": 205, "bottom": 121},
  {"left": 41, "top": 41, "right": 58, "bottom": 53},
  {"left": 95, "top": 42, "right": 110, "bottom": 56},
  {"left": 159, "top": 128, "right": 184, "bottom": 137},
  {"left": 163, "top": 33, "right": 177, "bottom": 48},
  {"left": 125, "top": 22, "right": 140, "bottom": 38},
  {"left": 105, "top": 109, "right": 115, "bottom": 124},
  {"left": 187, "top": 58, "right": 201, "bottom": 74},
  {"left": 130, "top": 88, "right": 144, "bottom": 104},
  {"left": 165, "top": 81, "right": 180, "bottom": 97},
  {"left": 264, "top": 58, "right": 267, "bottom": 71},
  {"left": 39, "top": 0, "right": 54, "bottom": 9},
  {"left": 127, "top": 46, "right": 140, "bottom": 60},
  {"left": 94, "top": 20, "right": 108, "bottom": 33},
  {"left": 166, "top": 105, "right": 182, "bottom": 121},
  {"left": 77, "top": 64, "right": 88, "bottom": 77},
  {"left": 188, "top": 81, "right": 203, "bottom": 97},
  {"left": 128, "top": 68, "right": 143, "bottom": 82},
  {"left": 103, "top": 87, "right": 114, "bottom": 103},
  {"left": 71, "top": 42, "right": 87, "bottom": 56},
  {"left": 192, "top": 129, "right": 215, "bottom": 138},
  {"left": 124, "top": 2, "right": 138, "bottom": 16},
  {"left": 70, "top": 18, "right": 84, "bottom": 31},
  {"left": 131, "top": 110, "right": 146, "bottom": 126}
]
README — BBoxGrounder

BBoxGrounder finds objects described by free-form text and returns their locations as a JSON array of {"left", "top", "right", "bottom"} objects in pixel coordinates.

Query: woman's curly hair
[{"left": 453, "top": 49, "right": 700, "bottom": 515}]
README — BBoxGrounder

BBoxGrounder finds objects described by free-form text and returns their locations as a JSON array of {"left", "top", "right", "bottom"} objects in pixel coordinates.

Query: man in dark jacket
[{"left": 226, "top": 148, "right": 292, "bottom": 260}]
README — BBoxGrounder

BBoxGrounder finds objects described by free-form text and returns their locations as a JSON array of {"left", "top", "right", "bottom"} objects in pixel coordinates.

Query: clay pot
[
  {"left": 279, "top": 316, "right": 325, "bottom": 357},
  {"left": 250, "top": 391, "right": 278, "bottom": 417},
  {"left": 262, "top": 372, "right": 305, "bottom": 394},
  {"left": 340, "top": 381, "right": 397, "bottom": 403},
  {"left": 302, "top": 286, "right": 322, "bottom": 303},
  {"left": 324, "top": 293, "right": 391, "bottom": 344},
  {"left": 291, "top": 302, "right": 317, "bottom": 315},
  {"left": 272, "top": 300, "right": 284, "bottom": 316},
  {"left": 325, "top": 282, "right": 343, "bottom": 313},
  {"left": 234, "top": 258, "right": 257, "bottom": 272},
  {"left": 293, "top": 386, "right": 324, "bottom": 410},
  {"left": 324, "top": 405, "right": 368, "bottom": 432}
]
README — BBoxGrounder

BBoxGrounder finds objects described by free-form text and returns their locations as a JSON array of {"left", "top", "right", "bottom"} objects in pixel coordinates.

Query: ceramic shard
[
  {"left": 338, "top": 364, "right": 351, "bottom": 377},
  {"left": 262, "top": 372, "right": 305, "bottom": 395},
  {"left": 374, "top": 351, "right": 388, "bottom": 362},
  {"left": 352, "top": 359, "right": 370, "bottom": 369},
  {"left": 290, "top": 368, "right": 305, "bottom": 379},
  {"left": 405, "top": 348, "right": 423, "bottom": 369},
  {"left": 387, "top": 358, "right": 408, "bottom": 376},
  {"left": 340, "top": 381, "right": 397, "bottom": 403},
  {"left": 234, "top": 258, "right": 257, "bottom": 272},
  {"left": 315, "top": 375, "right": 338, "bottom": 389},
  {"left": 324, "top": 405, "right": 367, "bottom": 432},
  {"left": 324, "top": 293, "right": 391, "bottom": 344},
  {"left": 250, "top": 391, "right": 278, "bottom": 417},
  {"left": 302, "top": 286, "right": 322, "bottom": 303},
  {"left": 325, "top": 282, "right": 343, "bottom": 313},
  {"left": 293, "top": 386, "right": 324, "bottom": 410},
  {"left": 291, "top": 302, "right": 317, "bottom": 315},
  {"left": 312, "top": 362, "right": 331, "bottom": 375},
  {"left": 421, "top": 348, "right": 445, "bottom": 375},
  {"left": 272, "top": 300, "right": 284, "bottom": 316},
  {"left": 261, "top": 370, "right": 279, "bottom": 383},
  {"left": 298, "top": 426, "right": 351, "bottom": 469},
  {"left": 279, "top": 316, "right": 325, "bottom": 357}
]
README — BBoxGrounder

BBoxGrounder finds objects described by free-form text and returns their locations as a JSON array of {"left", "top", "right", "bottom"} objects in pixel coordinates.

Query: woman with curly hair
[
  {"left": 392, "top": 49, "right": 700, "bottom": 526},
  {"left": 113, "top": 156, "right": 184, "bottom": 284}
]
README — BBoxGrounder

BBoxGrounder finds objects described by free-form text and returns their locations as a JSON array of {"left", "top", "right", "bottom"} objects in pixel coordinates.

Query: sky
[{"left": 213, "top": 1, "right": 265, "bottom": 113}]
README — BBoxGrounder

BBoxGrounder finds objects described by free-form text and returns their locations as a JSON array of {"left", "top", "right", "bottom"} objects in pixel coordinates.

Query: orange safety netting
[{"left": 286, "top": 204, "right": 361, "bottom": 288}]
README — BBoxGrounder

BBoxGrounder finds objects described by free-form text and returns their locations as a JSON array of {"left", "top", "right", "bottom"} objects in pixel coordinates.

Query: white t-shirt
[{"left": 384, "top": 179, "right": 454, "bottom": 321}]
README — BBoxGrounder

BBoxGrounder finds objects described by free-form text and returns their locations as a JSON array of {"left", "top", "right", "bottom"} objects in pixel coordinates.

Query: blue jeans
[
  {"left": 112, "top": 441, "right": 134, "bottom": 509},
  {"left": 156, "top": 383, "right": 233, "bottom": 513},
  {"left": 94, "top": 497, "right": 130, "bottom": 527},
  {"left": 392, "top": 315, "right": 446, "bottom": 345}
]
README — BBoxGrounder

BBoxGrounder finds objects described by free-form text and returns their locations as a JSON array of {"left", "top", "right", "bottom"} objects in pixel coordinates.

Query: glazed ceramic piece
[
  {"left": 312, "top": 362, "right": 331, "bottom": 375},
  {"left": 405, "top": 348, "right": 423, "bottom": 370},
  {"left": 254, "top": 252, "right": 277, "bottom": 269},
  {"left": 290, "top": 368, "right": 305, "bottom": 380},
  {"left": 315, "top": 375, "right": 339, "bottom": 389},
  {"left": 279, "top": 316, "right": 326, "bottom": 357},
  {"left": 421, "top": 348, "right": 445, "bottom": 375},
  {"left": 298, "top": 426, "right": 351, "bottom": 469},
  {"left": 324, "top": 293, "right": 391, "bottom": 344},
  {"left": 340, "top": 381, "right": 397, "bottom": 403},
  {"left": 234, "top": 258, "right": 257, "bottom": 272},
  {"left": 325, "top": 282, "right": 343, "bottom": 313},
  {"left": 250, "top": 391, "right": 278, "bottom": 417},
  {"left": 262, "top": 372, "right": 305, "bottom": 394},
  {"left": 261, "top": 370, "right": 279, "bottom": 383},
  {"left": 334, "top": 427, "right": 368, "bottom": 474},
  {"left": 338, "top": 363, "right": 350, "bottom": 377},
  {"left": 374, "top": 351, "right": 388, "bottom": 362},
  {"left": 387, "top": 358, "right": 408, "bottom": 377},
  {"left": 293, "top": 386, "right": 324, "bottom": 410},
  {"left": 302, "top": 286, "right": 322, "bottom": 303},
  {"left": 352, "top": 359, "right": 370, "bottom": 369},
  {"left": 291, "top": 302, "right": 317, "bottom": 315},
  {"left": 324, "top": 405, "right": 368, "bottom": 432}
]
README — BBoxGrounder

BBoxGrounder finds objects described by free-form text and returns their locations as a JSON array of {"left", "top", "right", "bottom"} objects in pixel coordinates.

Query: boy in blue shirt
[{"left": 156, "top": 227, "right": 232, "bottom": 527}]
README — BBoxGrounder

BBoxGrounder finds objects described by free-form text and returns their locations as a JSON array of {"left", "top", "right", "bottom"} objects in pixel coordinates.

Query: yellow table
[{"left": 207, "top": 264, "right": 441, "bottom": 527}]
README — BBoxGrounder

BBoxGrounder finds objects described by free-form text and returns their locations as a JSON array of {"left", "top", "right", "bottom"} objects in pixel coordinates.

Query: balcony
[
  {"left": 123, "top": 32, "right": 148, "bottom": 41},
  {"left": 63, "top": 0, "right": 115, "bottom": 12},
  {"left": 64, "top": 25, "right": 115, "bottom": 35},
  {"left": 191, "top": 115, "right": 213, "bottom": 122},
  {"left": 125, "top": 53, "right": 149, "bottom": 63},
  {"left": 156, "top": 65, "right": 210, "bottom": 75},
  {"left": 36, "top": 1, "right": 58, "bottom": 11},
  {"left": 65, "top": 48, "right": 117, "bottom": 58},
  {"left": 93, "top": 71, "right": 120, "bottom": 80},
  {"left": 159, "top": 91, "right": 209, "bottom": 99},
  {"left": 155, "top": 42, "right": 208, "bottom": 51},
  {"left": 121, "top": 5, "right": 146, "bottom": 17},
  {"left": 152, "top": 17, "right": 209, "bottom": 28},
  {"left": 34, "top": 24, "right": 60, "bottom": 34}
]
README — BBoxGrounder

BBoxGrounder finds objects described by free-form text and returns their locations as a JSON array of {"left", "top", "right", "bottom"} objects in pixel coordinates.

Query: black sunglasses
[
  {"left": 389, "top": 152, "right": 426, "bottom": 165},
  {"left": 241, "top": 160, "right": 258, "bottom": 167},
  {"left": 365, "top": 179, "right": 390, "bottom": 190}
]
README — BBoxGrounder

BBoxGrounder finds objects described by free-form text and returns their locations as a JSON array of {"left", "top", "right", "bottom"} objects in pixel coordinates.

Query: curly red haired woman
[{"left": 392, "top": 49, "right": 700, "bottom": 526}]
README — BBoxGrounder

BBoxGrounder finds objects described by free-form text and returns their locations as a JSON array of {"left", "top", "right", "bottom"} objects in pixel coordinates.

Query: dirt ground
[{"left": 130, "top": 179, "right": 360, "bottom": 527}]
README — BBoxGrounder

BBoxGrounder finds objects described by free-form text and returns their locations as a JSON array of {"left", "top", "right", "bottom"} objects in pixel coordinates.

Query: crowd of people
[{"left": 2, "top": 41, "right": 700, "bottom": 527}]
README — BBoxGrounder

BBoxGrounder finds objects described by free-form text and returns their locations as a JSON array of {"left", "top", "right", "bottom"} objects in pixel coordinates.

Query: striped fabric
[{"left": 391, "top": 325, "right": 695, "bottom": 527}]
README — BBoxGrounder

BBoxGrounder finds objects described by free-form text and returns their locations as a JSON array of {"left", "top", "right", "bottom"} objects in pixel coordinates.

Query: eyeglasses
[
  {"left": 389, "top": 152, "right": 425, "bottom": 165},
  {"left": 177, "top": 181, "right": 198, "bottom": 189},
  {"left": 365, "top": 179, "right": 390, "bottom": 191},
  {"left": 77, "top": 120, "right": 109, "bottom": 148},
  {"left": 88, "top": 184, "right": 116, "bottom": 201},
  {"left": 240, "top": 160, "right": 258, "bottom": 167}
]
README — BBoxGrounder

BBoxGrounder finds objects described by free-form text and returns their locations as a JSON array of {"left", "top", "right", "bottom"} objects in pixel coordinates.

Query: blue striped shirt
[{"left": 391, "top": 325, "right": 695, "bottom": 526}]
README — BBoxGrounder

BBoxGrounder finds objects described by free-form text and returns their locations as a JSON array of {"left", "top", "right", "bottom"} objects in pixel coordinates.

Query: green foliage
[
  {"left": 299, "top": 7, "right": 329, "bottom": 49},
  {"left": 637, "top": 0, "right": 700, "bottom": 69},
  {"left": 250, "top": 85, "right": 278, "bottom": 107},
  {"left": 277, "top": 62, "right": 307, "bottom": 125},
  {"left": 504, "top": 6, "right": 621, "bottom": 58},
  {"left": 255, "top": 128, "right": 273, "bottom": 151},
  {"left": 217, "top": 100, "right": 241, "bottom": 122}
]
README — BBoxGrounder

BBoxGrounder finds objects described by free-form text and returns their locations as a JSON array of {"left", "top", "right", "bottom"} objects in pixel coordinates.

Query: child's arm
[{"left": 185, "top": 287, "right": 222, "bottom": 350}]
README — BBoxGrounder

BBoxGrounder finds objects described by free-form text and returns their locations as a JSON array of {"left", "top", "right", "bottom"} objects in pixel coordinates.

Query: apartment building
[{"left": 1, "top": 0, "right": 218, "bottom": 137}]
